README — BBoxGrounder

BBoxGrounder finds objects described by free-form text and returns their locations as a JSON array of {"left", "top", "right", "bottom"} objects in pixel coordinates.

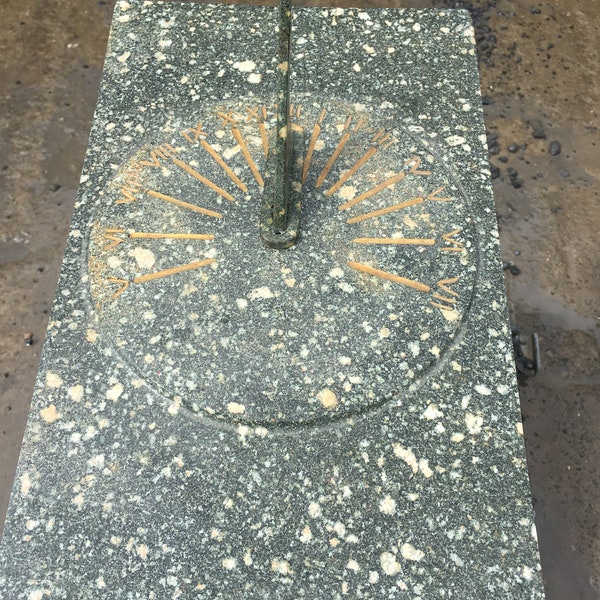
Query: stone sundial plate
[{"left": 0, "top": 3, "right": 544, "bottom": 598}]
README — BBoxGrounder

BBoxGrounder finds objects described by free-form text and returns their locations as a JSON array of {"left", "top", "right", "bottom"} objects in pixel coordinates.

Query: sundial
[{"left": 0, "top": 2, "right": 544, "bottom": 598}]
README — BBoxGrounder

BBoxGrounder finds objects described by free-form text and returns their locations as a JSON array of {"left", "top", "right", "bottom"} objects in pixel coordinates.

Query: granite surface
[{"left": 0, "top": 2, "right": 544, "bottom": 598}]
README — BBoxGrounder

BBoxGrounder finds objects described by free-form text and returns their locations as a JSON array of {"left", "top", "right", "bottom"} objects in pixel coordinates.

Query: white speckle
[
  {"left": 423, "top": 404, "right": 443, "bottom": 420},
  {"left": 475, "top": 384, "right": 492, "bottom": 396},
  {"left": 117, "top": 51, "right": 131, "bottom": 63},
  {"left": 222, "top": 557, "right": 236, "bottom": 570},
  {"left": 154, "top": 51, "right": 166, "bottom": 62},
  {"left": 380, "top": 551, "right": 401, "bottom": 576},
  {"left": 429, "top": 345, "right": 440, "bottom": 358},
  {"left": 412, "top": 22, "right": 421, "bottom": 32},
  {"left": 20, "top": 472, "right": 32, "bottom": 496},
  {"left": 329, "top": 267, "right": 345, "bottom": 279},
  {"left": 461, "top": 395, "right": 471, "bottom": 410},
  {"left": 168, "top": 397, "right": 181, "bottom": 415},
  {"left": 72, "top": 493, "right": 84, "bottom": 508},
  {"left": 418, "top": 459, "right": 434, "bottom": 478},
  {"left": 249, "top": 286, "right": 274, "bottom": 300},
  {"left": 522, "top": 565, "right": 534, "bottom": 581},
  {"left": 338, "top": 356, "right": 352, "bottom": 366},
  {"left": 180, "top": 75, "right": 189, "bottom": 84},
  {"left": 497, "top": 383, "right": 510, "bottom": 395},
  {"left": 369, "top": 571, "right": 379, "bottom": 584},
  {"left": 243, "top": 549, "right": 253, "bottom": 566},
  {"left": 379, "top": 327, "right": 390, "bottom": 339},
  {"left": 132, "top": 247, "right": 155, "bottom": 269},
  {"left": 117, "top": 14, "right": 130, "bottom": 23},
  {"left": 516, "top": 422, "right": 524, "bottom": 435},
  {"left": 25, "top": 519, "right": 39, "bottom": 531},
  {"left": 137, "top": 544, "right": 149, "bottom": 560},
  {"left": 96, "top": 575, "right": 106, "bottom": 588},
  {"left": 106, "top": 383, "right": 124, "bottom": 401},
  {"left": 465, "top": 412, "right": 483, "bottom": 435},
  {"left": 401, "top": 542, "right": 425, "bottom": 561},
  {"left": 393, "top": 443, "right": 418, "bottom": 473},
  {"left": 408, "top": 341, "right": 420, "bottom": 357},
  {"left": 387, "top": 47, "right": 396, "bottom": 54},
  {"left": 271, "top": 559, "right": 292, "bottom": 575},
  {"left": 46, "top": 372, "right": 63, "bottom": 388},
  {"left": 317, "top": 388, "right": 337, "bottom": 409},
  {"left": 308, "top": 502, "right": 322, "bottom": 518},
  {"left": 87, "top": 454, "right": 105, "bottom": 469},
  {"left": 531, "top": 523, "right": 538, "bottom": 541},
  {"left": 353, "top": 63, "right": 361, "bottom": 72},
  {"left": 236, "top": 298, "right": 248, "bottom": 310},
  {"left": 347, "top": 559, "right": 360, "bottom": 572},
  {"left": 40, "top": 404, "right": 61, "bottom": 423},
  {"left": 158, "top": 39, "right": 172, "bottom": 48},
  {"left": 379, "top": 495, "right": 396, "bottom": 515},
  {"left": 248, "top": 73, "right": 262, "bottom": 84},
  {"left": 462, "top": 103, "right": 472, "bottom": 111},
  {"left": 227, "top": 402, "right": 245, "bottom": 415},
  {"left": 452, "top": 432, "right": 465, "bottom": 443},
  {"left": 118, "top": 0, "right": 131, "bottom": 9},
  {"left": 28, "top": 591, "right": 45, "bottom": 600},
  {"left": 233, "top": 60, "right": 256, "bottom": 72},
  {"left": 300, "top": 525, "right": 313, "bottom": 543},
  {"left": 69, "top": 385, "right": 84, "bottom": 402},
  {"left": 362, "top": 44, "right": 376, "bottom": 56},
  {"left": 451, "top": 361, "right": 462, "bottom": 372},
  {"left": 445, "top": 135, "right": 466, "bottom": 147},
  {"left": 284, "top": 278, "right": 295, "bottom": 288}
]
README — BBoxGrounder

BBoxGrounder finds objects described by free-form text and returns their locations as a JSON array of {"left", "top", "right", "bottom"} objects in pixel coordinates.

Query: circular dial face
[{"left": 88, "top": 97, "right": 476, "bottom": 427}]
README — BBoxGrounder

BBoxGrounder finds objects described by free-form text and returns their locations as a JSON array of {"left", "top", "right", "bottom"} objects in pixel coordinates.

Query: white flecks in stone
[
  {"left": 117, "top": 14, "right": 130, "bottom": 23},
  {"left": 46, "top": 372, "right": 63, "bottom": 388},
  {"left": 423, "top": 404, "right": 443, "bottom": 420},
  {"left": 180, "top": 75, "right": 189, "bottom": 84},
  {"left": 96, "top": 575, "right": 106, "bottom": 589},
  {"left": 346, "top": 533, "right": 359, "bottom": 544},
  {"left": 380, "top": 551, "right": 401, "bottom": 576},
  {"left": 401, "top": 542, "right": 425, "bottom": 561},
  {"left": 353, "top": 63, "right": 361, "bottom": 72},
  {"left": 271, "top": 558, "right": 292, "bottom": 575},
  {"left": 369, "top": 570, "right": 379, "bottom": 584},
  {"left": 419, "top": 459, "right": 434, "bottom": 478},
  {"left": 451, "top": 361, "right": 462, "bottom": 372},
  {"left": 247, "top": 73, "right": 262, "bottom": 84},
  {"left": 474, "top": 383, "right": 492, "bottom": 396},
  {"left": 227, "top": 402, "right": 245, "bottom": 415},
  {"left": 117, "top": 51, "right": 131, "bottom": 63},
  {"left": 87, "top": 454, "right": 105, "bottom": 469},
  {"left": 132, "top": 247, "right": 156, "bottom": 269},
  {"left": 452, "top": 432, "right": 465, "bottom": 443},
  {"left": 72, "top": 493, "right": 84, "bottom": 508},
  {"left": 393, "top": 444, "right": 418, "bottom": 473},
  {"left": 445, "top": 134, "right": 466, "bottom": 147},
  {"left": 522, "top": 565, "right": 534, "bottom": 581},
  {"left": 222, "top": 558, "right": 236, "bottom": 570},
  {"left": 299, "top": 525, "right": 312, "bottom": 543},
  {"left": 408, "top": 341, "right": 420, "bottom": 357},
  {"left": 233, "top": 60, "right": 256, "bottom": 72},
  {"left": 28, "top": 591, "right": 45, "bottom": 600},
  {"left": 284, "top": 278, "right": 295, "bottom": 288},
  {"left": 379, "top": 327, "right": 390, "bottom": 339},
  {"left": 362, "top": 44, "right": 376, "bottom": 56},
  {"left": 167, "top": 396, "right": 181, "bottom": 415},
  {"left": 40, "top": 404, "right": 61, "bottom": 424},
  {"left": 347, "top": 559, "right": 360, "bottom": 572},
  {"left": 236, "top": 298, "right": 248, "bottom": 310},
  {"left": 243, "top": 549, "right": 253, "bottom": 566},
  {"left": 68, "top": 385, "right": 84, "bottom": 402},
  {"left": 412, "top": 22, "right": 421, "bottom": 32},
  {"left": 106, "top": 382, "right": 124, "bottom": 401},
  {"left": 25, "top": 519, "right": 39, "bottom": 531},
  {"left": 20, "top": 472, "right": 32, "bottom": 496},
  {"left": 516, "top": 422, "right": 524, "bottom": 436},
  {"left": 154, "top": 51, "right": 166, "bottom": 61},
  {"left": 248, "top": 286, "right": 274, "bottom": 300},
  {"left": 461, "top": 395, "right": 471, "bottom": 410},
  {"left": 429, "top": 345, "right": 441, "bottom": 358},
  {"left": 338, "top": 185, "right": 357, "bottom": 201},
  {"left": 338, "top": 356, "right": 352, "bottom": 366},
  {"left": 308, "top": 502, "right": 322, "bottom": 518},
  {"left": 465, "top": 412, "right": 483, "bottom": 435},
  {"left": 497, "top": 383, "right": 510, "bottom": 395},
  {"left": 379, "top": 495, "right": 396, "bottom": 515},
  {"left": 137, "top": 544, "right": 149, "bottom": 560},
  {"left": 317, "top": 388, "right": 337, "bottom": 409},
  {"left": 329, "top": 537, "right": 340, "bottom": 547}
]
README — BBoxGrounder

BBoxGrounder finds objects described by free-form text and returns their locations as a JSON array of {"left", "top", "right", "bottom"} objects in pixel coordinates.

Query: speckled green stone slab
[{"left": 0, "top": 2, "right": 544, "bottom": 598}]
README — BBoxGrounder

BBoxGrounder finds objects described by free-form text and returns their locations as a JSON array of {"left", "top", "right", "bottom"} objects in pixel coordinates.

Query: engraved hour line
[
  {"left": 145, "top": 189, "right": 223, "bottom": 219},
  {"left": 324, "top": 129, "right": 388, "bottom": 197},
  {"left": 302, "top": 108, "right": 326, "bottom": 184},
  {"left": 315, "top": 116, "right": 364, "bottom": 188},
  {"left": 346, "top": 186, "right": 451, "bottom": 224},
  {"left": 246, "top": 106, "right": 269, "bottom": 159},
  {"left": 430, "top": 277, "right": 460, "bottom": 311},
  {"left": 171, "top": 157, "right": 235, "bottom": 202},
  {"left": 217, "top": 111, "right": 264, "bottom": 187},
  {"left": 180, "top": 122, "right": 248, "bottom": 193},
  {"left": 441, "top": 228, "right": 464, "bottom": 252},
  {"left": 338, "top": 155, "right": 431, "bottom": 211},
  {"left": 107, "top": 258, "right": 216, "bottom": 300},
  {"left": 102, "top": 229, "right": 214, "bottom": 251},
  {"left": 347, "top": 261, "right": 431, "bottom": 292}
]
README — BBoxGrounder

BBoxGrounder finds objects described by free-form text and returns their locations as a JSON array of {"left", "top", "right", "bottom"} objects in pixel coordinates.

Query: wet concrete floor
[{"left": 0, "top": 0, "right": 598, "bottom": 597}]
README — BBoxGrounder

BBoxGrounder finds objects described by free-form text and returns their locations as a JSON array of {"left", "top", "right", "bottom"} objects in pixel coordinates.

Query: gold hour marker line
[
  {"left": 430, "top": 301, "right": 454, "bottom": 312},
  {"left": 325, "top": 145, "right": 378, "bottom": 197},
  {"left": 346, "top": 197, "right": 423, "bottom": 224},
  {"left": 427, "top": 186, "right": 450, "bottom": 201},
  {"left": 352, "top": 237, "right": 435, "bottom": 245},
  {"left": 302, "top": 108, "right": 326, "bottom": 184},
  {"left": 171, "top": 157, "right": 235, "bottom": 201},
  {"left": 348, "top": 261, "right": 431, "bottom": 293},
  {"left": 129, "top": 232, "right": 214, "bottom": 241},
  {"left": 437, "top": 277, "right": 459, "bottom": 296},
  {"left": 103, "top": 228, "right": 126, "bottom": 251},
  {"left": 108, "top": 259, "right": 216, "bottom": 300},
  {"left": 146, "top": 189, "right": 223, "bottom": 219},
  {"left": 338, "top": 171, "right": 407, "bottom": 211},
  {"left": 432, "top": 293, "right": 457, "bottom": 304},
  {"left": 315, "top": 116, "right": 358, "bottom": 188},
  {"left": 441, "top": 228, "right": 464, "bottom": 252},
  {"left": 200, "top": 140, "right": 247, "bottom": 192},
  {"left": 441, "top": 247, "right": 464, "bottom": 252},
  {"left": 229, "top": 127, "right": 264, "bottom": 187}
]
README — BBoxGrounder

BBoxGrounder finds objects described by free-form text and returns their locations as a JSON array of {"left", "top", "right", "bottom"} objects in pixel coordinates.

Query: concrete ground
[{"left": 1, "top": 1, "right": 598, "bottom": 598}]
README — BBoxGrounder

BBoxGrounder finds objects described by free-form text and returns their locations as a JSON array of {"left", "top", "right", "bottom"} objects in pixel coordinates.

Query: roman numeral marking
[
  {"left": 146, "top": 189, "right": 223, "bottom": 219},
  {"left": 102, "top": 228, "right": 126, "bottom": 250},
  {"left": 440, "top": 228, "right": 464, "bottom": 252},
  {"left": 347, "top": 261, "right": 431, "bottom": 293},
  {"left": 430, "top": 277, "right": 459, "bottom": 311},
  {"left": 138, "top": 144, "right": 177, "bottom": 168}
]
